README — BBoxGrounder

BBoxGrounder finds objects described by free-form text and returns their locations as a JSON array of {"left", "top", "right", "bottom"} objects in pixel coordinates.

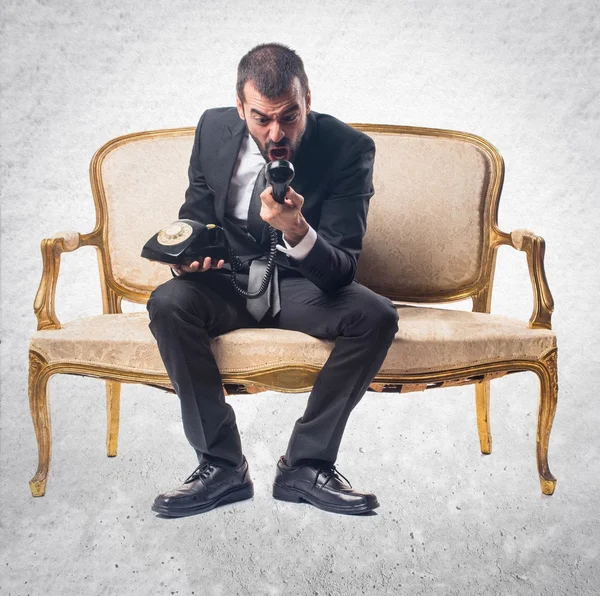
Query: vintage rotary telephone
[{"left": 141, "top": 160, "right": 295, "bottom": 299}]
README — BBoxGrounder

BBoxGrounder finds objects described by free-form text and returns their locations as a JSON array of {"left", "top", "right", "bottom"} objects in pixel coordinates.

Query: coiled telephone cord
[{"left": 229, "top": 226, "right": 279, "bottom": 299}]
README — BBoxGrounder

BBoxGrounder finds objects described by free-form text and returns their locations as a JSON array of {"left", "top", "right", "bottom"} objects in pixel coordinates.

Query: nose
[{"left": 268, "top": 120, "right": 285, "bottom": 143}]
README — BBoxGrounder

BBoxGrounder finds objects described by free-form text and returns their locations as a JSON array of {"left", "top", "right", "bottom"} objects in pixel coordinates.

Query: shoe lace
[
  {"left": 184, "top": 461, "right": 215, "bottom": 484},
  {"left": 315, "top": 464, "right": 352, "bottom": 489}
]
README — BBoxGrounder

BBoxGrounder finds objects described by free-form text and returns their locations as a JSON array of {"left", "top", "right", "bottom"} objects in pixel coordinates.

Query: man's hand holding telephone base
[
  {"left": 142, "top": 160, "right": 300, "bottom": 289},
  {"left": 172, "top": 257, "right": 226, "bottom": 276}
]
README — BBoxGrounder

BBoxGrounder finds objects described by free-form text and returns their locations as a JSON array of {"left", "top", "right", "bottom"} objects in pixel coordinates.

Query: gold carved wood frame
[{"left": 30, "top": 125, "right": 557, "bottom": 497}]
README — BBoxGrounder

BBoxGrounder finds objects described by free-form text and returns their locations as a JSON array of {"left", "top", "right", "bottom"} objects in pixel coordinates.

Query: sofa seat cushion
[{"left": 29, "top": 307, "right": 556, "bottom": 377}]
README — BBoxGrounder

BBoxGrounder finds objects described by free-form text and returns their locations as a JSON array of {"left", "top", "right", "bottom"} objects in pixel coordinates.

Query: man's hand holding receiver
[{"left": 259, "top": 185, "right": 309, "bottom": 247}]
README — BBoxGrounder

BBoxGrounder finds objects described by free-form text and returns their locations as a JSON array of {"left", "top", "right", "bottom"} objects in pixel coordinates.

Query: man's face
[{"left": 236, "top": 77, "right": 311, "bottom": 163}]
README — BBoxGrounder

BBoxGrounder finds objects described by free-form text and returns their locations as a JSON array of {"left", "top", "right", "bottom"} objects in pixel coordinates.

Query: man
[{"left": 147, "top": 43, "right": 399, "bottom": 517}]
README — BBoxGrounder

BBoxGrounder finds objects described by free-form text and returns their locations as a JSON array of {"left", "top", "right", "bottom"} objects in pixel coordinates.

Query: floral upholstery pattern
[
  {"left": 30, "top": 308, "right": 556, "bottom": 376},
  {"left": 356, "top": 134, "right": 490, "bottom": 296},
  {"left": 97, "top": 130, "right": 494, "bottom": 300},
  {"left": 101, "top": 134, "right": 195, "bottom": 293}
]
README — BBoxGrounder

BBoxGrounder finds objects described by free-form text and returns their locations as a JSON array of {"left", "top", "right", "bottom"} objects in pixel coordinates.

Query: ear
[
  {"left": 305, "top": 88, "right": 312, "bottom": 114},
  {"left": 236, "top": 95, "right": 245, "bottom": 120}
]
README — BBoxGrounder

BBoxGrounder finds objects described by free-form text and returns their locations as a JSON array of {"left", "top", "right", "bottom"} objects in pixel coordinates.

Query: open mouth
[{"left": 269, "top": 146, "right": 290, "bottom": 162}]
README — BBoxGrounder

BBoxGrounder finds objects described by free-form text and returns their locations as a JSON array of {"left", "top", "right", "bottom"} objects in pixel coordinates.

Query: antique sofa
[{"left": 28, "top": 124, "right": 557, "bottom": 497}]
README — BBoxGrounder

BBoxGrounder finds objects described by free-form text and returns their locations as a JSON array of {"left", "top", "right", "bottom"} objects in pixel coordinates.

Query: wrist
[{"left": 282, "top": 219, "right": 309, "bottom": 247}]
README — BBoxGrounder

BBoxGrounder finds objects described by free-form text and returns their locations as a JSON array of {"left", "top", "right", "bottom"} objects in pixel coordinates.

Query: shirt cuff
[
  {"left": 171, "top": 267, "right": 182, "bottom": 277},
  {"left": 277, "top": 225, "right": 317, "bottom": 261}
]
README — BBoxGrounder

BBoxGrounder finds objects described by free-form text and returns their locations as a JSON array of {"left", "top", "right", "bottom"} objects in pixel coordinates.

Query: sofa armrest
[
  {"left": 33, "top": 231, "right": 88, "bottom": 330},
  {"left": 507, "top": 228, "right": 554, "bottom": 330}
]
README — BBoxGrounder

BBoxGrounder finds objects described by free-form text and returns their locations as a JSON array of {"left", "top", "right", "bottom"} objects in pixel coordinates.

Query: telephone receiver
[
  {"left": 141, "top": 160, "right": 295, "bottom": 300},
  {"left": 266, "top": 160, "right": 295, "bottom": 203}
]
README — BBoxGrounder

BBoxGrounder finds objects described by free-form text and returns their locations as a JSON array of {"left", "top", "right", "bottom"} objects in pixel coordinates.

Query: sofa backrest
[
  {"left": 89, "top": 124, "right": 503, "bottom": 307},
  {"left": 355, "top": 125, "right": 503, "bottom": 301},
  {"left": 90, "top": 129, "right": 195, "bottom": 300}
]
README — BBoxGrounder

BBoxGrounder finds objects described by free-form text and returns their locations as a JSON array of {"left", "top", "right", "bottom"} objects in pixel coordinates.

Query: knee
[
  {"left": 368, "top": 298, "right": 399, "bottom": 339},
  {"left": 348, "top": 294, "right": 399, "bottom": 340},
  {"left": 147, "top": 282, "right": 171, "bottom": 321},
  {"left": 147, "top": 279, "right": 195, "bottom": 324}
]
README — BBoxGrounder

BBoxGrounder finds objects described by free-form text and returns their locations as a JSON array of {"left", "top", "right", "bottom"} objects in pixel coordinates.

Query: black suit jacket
[{"left": 178, "top": 107, "right": 375, "bottom": 293}]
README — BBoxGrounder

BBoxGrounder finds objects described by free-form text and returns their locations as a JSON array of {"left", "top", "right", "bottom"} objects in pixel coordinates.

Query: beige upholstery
[
  {"left": 101, "top": 134, "right": 194, "bottom": 293},
  {"left": 30, "top": 308, "right": 555, "bottom": 376},
  {"left": 96, "top": 129, "right": 496, "bottom": 302},
  {"left": 356, "top": 134, "right": 491, "bottom": 297},
  {"left": 29, "top": 123, "right": 558, "bottom": 497}
]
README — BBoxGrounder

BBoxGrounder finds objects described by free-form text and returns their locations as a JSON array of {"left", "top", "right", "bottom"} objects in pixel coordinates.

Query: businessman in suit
[{"left": 147, "top": 43, "right": 399, "bottom": 517}]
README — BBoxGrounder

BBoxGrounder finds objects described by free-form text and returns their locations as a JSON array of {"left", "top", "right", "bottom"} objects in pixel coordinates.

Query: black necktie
[
  {"left": 247, "top": 165, "right": 268, "bottom": 247},
  {"left": 245, "top": 164, "right": 281, "bottom": 321}
]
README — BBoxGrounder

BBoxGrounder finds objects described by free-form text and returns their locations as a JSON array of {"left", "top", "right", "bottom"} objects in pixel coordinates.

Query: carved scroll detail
[
  {"left": 510, "top": 230, "right": 554, "bottom": 329},
  {"left": 28, "top": 351, "right": 52, "bottom": 497},
  {"left": 536, "top": 348, "right": 558, "bottom": 495}
]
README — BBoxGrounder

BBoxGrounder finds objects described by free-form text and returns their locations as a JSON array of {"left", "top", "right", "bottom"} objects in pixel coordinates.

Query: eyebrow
[{"left": 250, "top": 104, "right": 300, "bottom": 118}]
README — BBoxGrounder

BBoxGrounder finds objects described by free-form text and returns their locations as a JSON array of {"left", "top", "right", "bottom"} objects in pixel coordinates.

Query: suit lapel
[
  {"left": 215, "top": 117, "right": 247, "bottom": 222},
  {"left": 215, "top": 116, "right": 266, "bottom": 258}
]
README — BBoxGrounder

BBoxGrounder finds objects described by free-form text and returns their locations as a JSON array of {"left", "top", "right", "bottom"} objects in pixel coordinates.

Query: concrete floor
[
  {"left": 2, "top": 1, "right": 599, "bottom": 595},
  {"left": 2, "top": 375, "right": 599, "bottom": 595}
]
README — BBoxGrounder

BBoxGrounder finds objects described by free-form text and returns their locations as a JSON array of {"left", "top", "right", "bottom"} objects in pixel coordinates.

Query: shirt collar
[{"left": 247, "top": 133, "right": 263, "bottom": 157}]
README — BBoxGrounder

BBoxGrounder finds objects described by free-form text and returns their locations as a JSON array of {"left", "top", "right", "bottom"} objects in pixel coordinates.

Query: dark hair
[{"left": 236, "top": 43, "right": 309, "bottom": 101}]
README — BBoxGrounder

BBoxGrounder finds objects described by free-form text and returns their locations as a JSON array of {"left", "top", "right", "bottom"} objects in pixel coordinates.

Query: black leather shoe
[
  {"left": 272, "top": 456, "right": 379, "bottom": 515},
  {"left": 151, "top": 457, "right": 253, "bottom": 517}
]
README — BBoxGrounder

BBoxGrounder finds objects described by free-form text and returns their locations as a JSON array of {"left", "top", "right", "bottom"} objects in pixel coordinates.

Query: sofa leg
[
  {"left": 536, "top": 350, "right": 558, "bottom": 495},
  {"left": 28, "top": 351, "right": 52, "bottom": 497},
  {"left": 106, "top": 380, "right": 121, "bottom": 457},
  {"left": 475, "top": 380, "right": 492, "bottom": 454}
]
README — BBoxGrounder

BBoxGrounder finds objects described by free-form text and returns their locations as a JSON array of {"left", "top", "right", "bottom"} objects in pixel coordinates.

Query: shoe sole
[
  {"left": 272, "top": 483, "right": 379, "bottom": 515},
  {"left": 151, "top": 482, "right": 254, "bottom": 518}
]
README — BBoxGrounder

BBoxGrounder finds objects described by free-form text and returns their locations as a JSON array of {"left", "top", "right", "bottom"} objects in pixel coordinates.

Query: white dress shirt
[{"left": 226, "top": 134, "right": 317, "bottom": 260}]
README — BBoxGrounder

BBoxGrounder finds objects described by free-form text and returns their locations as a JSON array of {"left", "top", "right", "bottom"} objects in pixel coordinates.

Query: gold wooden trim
[
  {"left": 505, "top": 229, "right": 554, "bottom": 329},
  {"left": 471, "top": 280, "right": 493, "bottom": 314},
  {"left": 28, "top": 349, "right": 557, "bottom": 496},
  {"left": 33, "top": 231, "right": 96, "bottom": 330},
  {"left": 27, "top": 355, "right": 554, "bottom": 395},
  {"left": 105, "top": 380, "right": 121, "bottom": 457},
  {"left": 29, "top": 351, "right": 52, "bottom": 496},
  {"left": 475, "top": 380, "right": 492, "bottom": 454},
  {"left": 33, "top": 228, "right": 124, "bottom": 328},
  {"left": 536, "top": 349, "right": 558, "bottom": 495}
]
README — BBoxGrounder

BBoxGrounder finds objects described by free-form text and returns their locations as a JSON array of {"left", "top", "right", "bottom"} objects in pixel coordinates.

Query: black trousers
[{"left": 147, "top": 270, "right": 399, "bottom": 469}]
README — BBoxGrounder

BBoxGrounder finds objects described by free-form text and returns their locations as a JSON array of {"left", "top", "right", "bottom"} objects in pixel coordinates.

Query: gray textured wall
[{"left": 1, "top": 1, "right": 599, "bottom": 595}]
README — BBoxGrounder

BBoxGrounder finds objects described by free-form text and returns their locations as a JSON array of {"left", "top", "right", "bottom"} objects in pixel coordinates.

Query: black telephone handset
[
  {"left": 141, "top": 160, "right": 295, "bottom": 299},
  {"left": 266, "top": 160, "right": 295, "bottom": 203}
]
